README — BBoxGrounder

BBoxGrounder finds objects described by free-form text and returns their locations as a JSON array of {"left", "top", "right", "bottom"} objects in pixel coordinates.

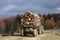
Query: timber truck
[{"left": 20, "top": 12, "right": 44, "bottom": 37}]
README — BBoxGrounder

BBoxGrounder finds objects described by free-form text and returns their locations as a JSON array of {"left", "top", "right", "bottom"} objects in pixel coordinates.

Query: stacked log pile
[{"left": 21, "top": 12, "right": 41, "bottom": 28}]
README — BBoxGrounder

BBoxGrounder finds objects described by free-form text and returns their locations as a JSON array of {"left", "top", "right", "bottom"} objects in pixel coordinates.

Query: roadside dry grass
[
  {"left": 40, "top": 34, "right": 60, "bottom": 40},
  {"left": 42, "top": 29, "right": 60, "bottom": 40}
]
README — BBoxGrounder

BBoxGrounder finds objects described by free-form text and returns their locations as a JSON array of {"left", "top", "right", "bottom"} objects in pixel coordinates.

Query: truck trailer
[{"left": 20, "top": 12, "right": 44, "bottom": 37}]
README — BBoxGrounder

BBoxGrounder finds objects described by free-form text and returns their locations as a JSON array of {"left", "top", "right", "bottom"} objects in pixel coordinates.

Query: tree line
[{"left": 0, "top": 13, "right": 60, "bottom": 34}]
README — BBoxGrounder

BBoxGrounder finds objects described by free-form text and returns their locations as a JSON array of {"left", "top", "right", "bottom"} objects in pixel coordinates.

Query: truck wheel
[
  {"left": 38, "top": 28, "right": 42, "bottom": 35},
  {"left": 41, "top": 27, "right": 45, "bottom": 34},
  {"left": 24, "top": 33, "right": 26, "bottom": 36},
  {"left": 38, "top": 25, "right": 44, "bottom": 35},
  {"left": 21, "top": 29, "right": 24, "bottom": 36},
  {"left": 38, "top": 29, "right": 42, "bottom": 35},
  {"left": 33, "top": 29, "right": 38, "bottom": 37}
]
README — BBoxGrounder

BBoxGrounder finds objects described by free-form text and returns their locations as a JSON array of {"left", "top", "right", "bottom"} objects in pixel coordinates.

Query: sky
[{"left": 0, "top": 0, "right": 60, "bottom": 18}]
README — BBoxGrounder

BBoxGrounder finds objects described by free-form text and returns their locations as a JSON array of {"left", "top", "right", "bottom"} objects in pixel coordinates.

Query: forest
[{"left": 0, "top": 13, "right": 60, "bottom": 31}]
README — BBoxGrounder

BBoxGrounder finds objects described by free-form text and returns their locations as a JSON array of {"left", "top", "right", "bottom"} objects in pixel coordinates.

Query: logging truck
[{"left": 20, "top": 12, "right": 44, "bottom": 37}]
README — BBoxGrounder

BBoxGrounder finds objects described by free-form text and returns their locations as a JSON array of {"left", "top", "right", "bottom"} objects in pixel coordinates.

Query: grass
[
  {"left": 41, "top": 29, "right": 60, "bottom": 40},
  {"left": 41, "top": 34, "right": 60, "bottom": 40}
]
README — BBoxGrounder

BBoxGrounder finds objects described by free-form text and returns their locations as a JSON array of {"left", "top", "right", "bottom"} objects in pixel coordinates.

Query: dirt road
[
  {"left": 0, "top": 30, "right": 60, "bottom": 40},
  {"left": 0, "top": 34, "right": 47, "bottom": 40}
]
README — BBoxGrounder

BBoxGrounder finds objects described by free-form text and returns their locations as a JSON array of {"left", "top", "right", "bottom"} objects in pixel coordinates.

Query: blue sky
[{"left": 0, "top": 0, "right": 60, "bottom": 18}]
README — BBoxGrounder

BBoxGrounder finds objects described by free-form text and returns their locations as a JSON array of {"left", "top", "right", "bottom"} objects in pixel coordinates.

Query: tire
[
  {"left": 38, "top": 29, "right": 42, "bottom": 35},
  {"left": 33, "top": 29, "right": 38, "bottom": 37},
  {"left": 21, "top": 29, "right": 24, "bottom": 36},
  {"left": 41, "top": 27, "right": 45, "bottom": 34},
  {"left": 38, "top": 28, "right": 42, "bottom": 35},
  {"left": 24, "top": 32, "right": 26, "bottom": 36},
  {"left": 38, "top": 25, "right": 44, "bottom": 35}
]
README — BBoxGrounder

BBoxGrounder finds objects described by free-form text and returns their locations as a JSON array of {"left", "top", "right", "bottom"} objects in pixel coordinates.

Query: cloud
[
  {"left": 0, "top": 5, "right": 16, "bottom": 12},
  {"left": 57, "top": 8, "right": 60, "bottom": 11},
  {"left": 0, "top": 0, "right": 60, "bottom": 18}
]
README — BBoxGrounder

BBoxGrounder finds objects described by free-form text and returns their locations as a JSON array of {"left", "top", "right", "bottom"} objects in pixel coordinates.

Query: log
[{"left": 21, "top": 12, "right": 41, "bottom": 28}]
